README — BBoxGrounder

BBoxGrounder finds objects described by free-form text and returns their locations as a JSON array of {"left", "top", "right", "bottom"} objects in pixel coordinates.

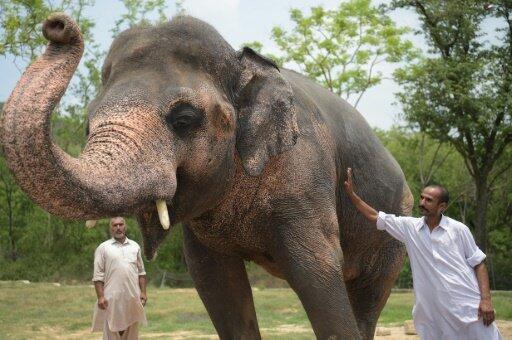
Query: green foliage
[
  {"left": 0, "top": 0, "right": 55, "bottom": 61},
  {"left": 153, "top": 224, "right": 186, "bottom": 273},
  {"left": 0, "top": 0, "right": 97, "bottom": 61},
  {"left": 396, "top": 256, "right": 413, "bottom": 289},
  {"left": 376, "top": 127, "right": 472, "bottom": 211},
  {"left": 486, "top": 147, "right": 512, "bottom": 289},
  {"left": 391, "top": 0, "right": 512, "bottom": 252},
  {"left": 0, "top": 152, "right": 35, "bottom": 262},
  {"left": 258, "top": 0, "right": 416, "bottom": 107},
  {"left": 489, "top": 228, "right": 512, "bottom": 289},
  {"left": 111, "top": 0, "right": 169, "bottom": 35}
]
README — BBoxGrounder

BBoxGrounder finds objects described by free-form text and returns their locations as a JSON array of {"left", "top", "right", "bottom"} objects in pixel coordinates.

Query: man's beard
[{"left": 114, "top": 232, "right": 125, "bottom": 239}]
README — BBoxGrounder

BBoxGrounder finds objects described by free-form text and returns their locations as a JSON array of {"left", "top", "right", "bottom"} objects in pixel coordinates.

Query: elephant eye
[{"left": 166, "top": 104, "right": 202, "bottom": 132}]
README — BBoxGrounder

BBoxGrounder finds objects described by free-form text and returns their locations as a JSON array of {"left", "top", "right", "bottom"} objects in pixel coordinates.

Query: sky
[{"left": 0, "top": 0, "right": 424, "bottom": 129}]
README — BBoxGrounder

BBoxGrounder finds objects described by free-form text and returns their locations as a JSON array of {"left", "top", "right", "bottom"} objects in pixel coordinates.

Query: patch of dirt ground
[
  {"left": 35, "top": 320, "right": 512, "bottom": 339},
  {"left": 373, "top": 320, "right": 511, "bottom": 340},
  {"left": 144, "top": 321, "right": 512, "bottom": 339}
]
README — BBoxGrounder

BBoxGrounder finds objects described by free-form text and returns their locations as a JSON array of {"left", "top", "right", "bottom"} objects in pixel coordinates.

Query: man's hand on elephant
[
  {"left": 343, "top": 167, "right": 379, "bottom": 224},
  {"left": 98, "top": 296, "right": 108, "bottom": 310},
  {"left": 343, "top": 167, "right": 355, "bottom": 195}
]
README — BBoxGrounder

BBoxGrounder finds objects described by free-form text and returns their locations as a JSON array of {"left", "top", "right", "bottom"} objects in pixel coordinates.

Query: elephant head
[{"left": 0, "top": 13, "right": 298, "bottom": 258}]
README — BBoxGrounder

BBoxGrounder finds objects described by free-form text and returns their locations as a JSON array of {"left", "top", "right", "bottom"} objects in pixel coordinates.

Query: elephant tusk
[
  {"left": 85, "top": 220, "right": 97, "bottom": 228},
  {"left": 156, "top": 200, "right": 170, "bottom": 230}
]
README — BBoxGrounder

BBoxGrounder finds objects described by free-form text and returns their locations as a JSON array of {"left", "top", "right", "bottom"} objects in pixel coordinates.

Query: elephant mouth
[
  {"left": 135, "top": 200, "right": 177, "bottom": 261},
  {"left": 83, "top": 195, "right": 175, "bottom": 228}
]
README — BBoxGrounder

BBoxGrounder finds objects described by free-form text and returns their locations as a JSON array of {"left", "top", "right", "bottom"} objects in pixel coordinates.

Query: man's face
[
  {"left": 418, "top": 187, "right": 446, "bottom": 217},
  {"left": 110, "top": 217, "right": 126, "bottom": 240}
]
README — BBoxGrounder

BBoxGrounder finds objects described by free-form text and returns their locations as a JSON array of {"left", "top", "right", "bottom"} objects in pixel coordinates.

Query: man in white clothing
[
  {"left": 92, "top": 217, "right": 148, "bottom": 340},
  {"left": 343, "top": 168, "right": 502, "bottom": 340}
]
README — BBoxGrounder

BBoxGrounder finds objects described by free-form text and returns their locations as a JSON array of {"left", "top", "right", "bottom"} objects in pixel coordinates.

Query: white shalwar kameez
[
  {"left": 377, "top": 212, "right": 502, "bottom": 340},
  {"left": 91, "top": 237, "right": 147, "bottom": 339}
]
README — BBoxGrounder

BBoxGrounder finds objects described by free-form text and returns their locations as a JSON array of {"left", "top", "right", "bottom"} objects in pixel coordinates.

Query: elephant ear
[{"left": 235, "top": 47, "right": 299, "bottom": 176}]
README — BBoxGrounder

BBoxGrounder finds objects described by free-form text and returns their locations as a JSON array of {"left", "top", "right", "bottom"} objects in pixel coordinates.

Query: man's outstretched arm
[{"left": 343, "top": 168, "right": 378, "bottom": 224}]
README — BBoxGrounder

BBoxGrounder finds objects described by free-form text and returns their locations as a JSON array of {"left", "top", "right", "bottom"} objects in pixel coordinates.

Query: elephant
[{"left": 0, "top": 13, "right": 413, "bottom": 340}]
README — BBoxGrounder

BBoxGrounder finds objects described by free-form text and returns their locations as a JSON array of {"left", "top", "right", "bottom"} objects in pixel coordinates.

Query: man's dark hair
[{"left": 425, "top": 185, "right": 450, "bottom": 204}]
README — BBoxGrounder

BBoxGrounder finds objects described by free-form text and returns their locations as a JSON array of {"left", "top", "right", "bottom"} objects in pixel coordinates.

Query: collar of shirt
[
  {"left": 416, "top": 214, "right": 448, "bottom": 231},
  {"left": 111, "top": 237, "right": 130, "bottom": 245}
]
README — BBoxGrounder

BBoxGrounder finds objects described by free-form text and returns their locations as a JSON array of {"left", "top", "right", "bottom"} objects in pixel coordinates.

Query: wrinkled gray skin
[{"left": 0, "top": 14, "right": 413, "bottom": 340}]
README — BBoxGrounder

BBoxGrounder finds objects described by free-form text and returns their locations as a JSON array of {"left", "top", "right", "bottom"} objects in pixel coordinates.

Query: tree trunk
[
  {"left": 474, "top": 178, "right": 490, "bottom": 253},
  {"left": 7, "top": 187, "right": 17, "bottom": 261}
]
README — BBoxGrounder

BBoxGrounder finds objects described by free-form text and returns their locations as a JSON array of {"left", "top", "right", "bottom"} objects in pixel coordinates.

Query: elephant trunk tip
[{"left": 42, "top": 13, "right": 81, "bottom": 45}]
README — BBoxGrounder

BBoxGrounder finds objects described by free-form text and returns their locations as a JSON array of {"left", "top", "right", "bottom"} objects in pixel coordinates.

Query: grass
[{"left": 0, "top": 281, "right": 510, "bottom": 339}]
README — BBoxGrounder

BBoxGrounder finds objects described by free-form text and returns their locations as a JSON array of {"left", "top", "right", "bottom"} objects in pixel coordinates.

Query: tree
[
  {"left": 0, "top": 0, "right": 97, "bottom": 61},
  {"left": 376, "top": 127, "right": 472, "bottom": 216},
  {"left": 0, "top": 0, "right": 99, "bottom": 262},
  {"left": 0, "top": 101, "right": 43, "bottom": 263},
  {"left": 253, "top": 0, "right": 416, "bottom": 108},
  {"left": 111, "top": 0, "right": 169, "bottom": 35},
  {"left": 392, "top": 0, "right": 512, "bottom": 252}
]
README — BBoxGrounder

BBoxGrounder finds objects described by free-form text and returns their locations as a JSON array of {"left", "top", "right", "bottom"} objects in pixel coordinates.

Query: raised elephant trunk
[{"left": 0, "top": 13, "right": 175, "bottom": 222}]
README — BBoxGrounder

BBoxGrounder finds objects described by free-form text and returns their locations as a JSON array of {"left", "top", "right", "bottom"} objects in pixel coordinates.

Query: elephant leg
[
  {"left": 274, "top": 225, "right": 362, "bottom": 340},
  {"left": 183, "top": 225, "right": 261, "bottom": 340},
  {"left": 345, "top": 241, "right": 406, "bottom": 340}
]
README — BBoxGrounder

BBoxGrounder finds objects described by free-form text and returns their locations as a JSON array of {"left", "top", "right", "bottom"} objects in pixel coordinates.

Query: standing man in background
[
  {"left": 92, "top": 217, "right": 147, "bottom": 340},
  {"left": 343, "top": 168, "right": 502, "bottom": 340}
]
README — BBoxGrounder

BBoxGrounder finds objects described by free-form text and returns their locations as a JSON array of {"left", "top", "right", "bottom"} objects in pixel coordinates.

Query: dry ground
[
  {"left": 1, "top": 283, "right": 511, "bottom": 339},
  {"left": 24, "top": 320, "right": 512, "bottom": 339}
]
